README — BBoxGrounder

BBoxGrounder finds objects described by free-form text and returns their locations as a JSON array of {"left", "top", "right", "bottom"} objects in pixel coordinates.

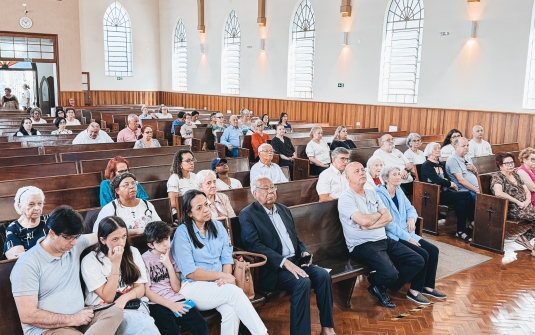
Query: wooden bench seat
[
  {"left": 473, "top": 152, "right": 520, "bottom": 175},
  {"left": 491, "top": 143, "right": 519, "bottom": 153},
  {"left": 0, "top": 172, "right": 102, "bottom": 197},
  {"left": 0, "top": 147, "right": 40, "bottom": 158},
  {"left": 0, "top": 154, "right": 57, "bottom": 167},
  {"left": 59, "top": 146, "right": 189, "bottom": 162},
  {"left": 0, "top": 162, "right": 78, "bottom": 182},
  {"left": 41, "top": 142, "right": 135, "bottom": 155}
]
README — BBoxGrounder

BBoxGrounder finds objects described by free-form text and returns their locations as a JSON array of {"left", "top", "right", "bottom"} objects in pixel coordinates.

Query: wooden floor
[{"left": 228, "top": 222, "right": 535, "bottom": 335}]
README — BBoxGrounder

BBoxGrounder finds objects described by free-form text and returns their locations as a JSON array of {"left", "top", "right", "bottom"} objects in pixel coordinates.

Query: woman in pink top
[{"left": 516, "top": 147, "right": 535, "bottom": 206}]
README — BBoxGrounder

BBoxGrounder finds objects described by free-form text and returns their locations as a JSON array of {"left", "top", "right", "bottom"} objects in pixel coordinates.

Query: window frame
[{"left": 103, "top": 1, "right": 133, "bottom": 77}]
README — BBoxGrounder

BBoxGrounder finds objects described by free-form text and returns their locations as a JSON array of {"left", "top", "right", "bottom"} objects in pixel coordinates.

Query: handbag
[
  {"left": 232, "top": 251, "right": 267, "bottom": 299},
  {"left": 114, "top": 292, "right": 141, "bottom": 310}
]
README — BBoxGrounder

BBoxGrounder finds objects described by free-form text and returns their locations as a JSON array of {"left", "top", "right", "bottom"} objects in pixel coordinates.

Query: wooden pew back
[
  {"left": 0, "top": 162, "right": 78, "bottom": 182},
  {"left": 59, "top": 146, "right": 188, "bottom": 163},
  {"left": 0, "top": 154, "right": 57, "bottom": 168},
  {"left": 0, "top": 172, "right": 102, "bottom": 197}
]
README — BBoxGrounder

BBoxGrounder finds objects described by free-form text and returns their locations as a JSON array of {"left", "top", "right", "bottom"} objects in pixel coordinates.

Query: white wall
[
  {"left": 156, "top": 0, "right": 535, "bottom": 113},
  {"left": 79, "top": 0, "right": 161, "bottom": 90}
]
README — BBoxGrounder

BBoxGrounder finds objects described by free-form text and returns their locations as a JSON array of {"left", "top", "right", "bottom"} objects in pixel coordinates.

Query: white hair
[
  {"left": 366, "top": 156, "right": 384, "bottom": 170},
  {"left": 14, "top": 186, "right": 45, "bottom": 215},
  {"left": 250, "top": 176, "right": 273, "bottom": 195},
  {"left": 195, "top": 170, "right": 217, "bottom": 187},
  {"left": 380, "top": 166, "right": 401, "bottom": 184},
  {"left": 424, "top": 142, "right": 440, "bottom": 157},
  {"left": 127, "top": 114, "right": 138, "bottom": 122},
  {"left": 257, "top": 143, "right": 271, "bottom": 154}
]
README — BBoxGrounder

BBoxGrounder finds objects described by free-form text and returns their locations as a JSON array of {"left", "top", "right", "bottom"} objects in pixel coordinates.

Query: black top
[
  {"left": 263, "top": 125, "right": 272, "bottom": 131},
  {"left": 2, "top": 95, "right": 17, "bottom": 102},
  {"left": 3, "top": 217, "right": 49, "bottom": 254},
  {"left": 330, "top": 140, "right": 357, "bottom": 150},
  {"left": 420, "top": 160, "right": 451, "bottom": 191},
  {"left": 271, "top": 136, "right": 295, "bottom": 158}
]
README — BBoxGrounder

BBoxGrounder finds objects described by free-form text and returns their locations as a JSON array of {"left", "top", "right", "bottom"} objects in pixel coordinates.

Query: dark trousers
[
  {"left": 310, "top": 164, "right": 327, "bottom": 176},
  {"left": 278, "top": 158, "right": 294, "bottom": 180},
  {"left": 273, "top": 264, "right": 334, "bottom": 335},
  {"left": 397, "top": 239, "right": 439, "bottom": 291},
  {"left": 149, "top": 303, "right": 208, "bottom": 335},
  {"left": 350, "top": 237, "right": 424, "bottom": 293},
  {"left": 439, "top": 190, "right": 475, "bottom": 233}
]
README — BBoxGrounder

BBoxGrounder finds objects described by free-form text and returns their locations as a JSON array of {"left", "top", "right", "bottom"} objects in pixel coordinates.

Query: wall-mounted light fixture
[
  {"left": 259, "top": 39, "right": 265, "bottom": 51},
  {"left": 200, "top": 44, "right": 206, "bottom": 54},
  {"left": 467, "top": 0, "right": 480, "bottom": 2},
  {"left": 340, "top": 0, "right": 352, "bottom": 17},
  {"left": 341, "top": 32, "right": 349, "bottom": 46},
  {"left": 468, "top": 21, "right": 478, "bottom": 38}
]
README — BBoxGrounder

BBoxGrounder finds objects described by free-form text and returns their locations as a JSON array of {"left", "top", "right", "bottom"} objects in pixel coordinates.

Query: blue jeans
[{"left": 116, "top": 310, "right": 161, "bottom": 335}]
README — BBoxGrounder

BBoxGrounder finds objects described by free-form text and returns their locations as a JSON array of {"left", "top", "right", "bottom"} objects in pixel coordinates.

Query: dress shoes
[{"left": 368, "top": 285, "right": 396, "bottom": 308}]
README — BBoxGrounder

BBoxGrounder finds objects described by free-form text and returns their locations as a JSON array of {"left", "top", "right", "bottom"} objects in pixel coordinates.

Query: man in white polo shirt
[
  {"left": 373, "top": 134, "right": 413, "bottom": 184},
  {"left": 250, "top": 143, "right": 289, "bottom": 183},
  {"left": 72, "top": 122, "right": 114, "bottom": 144},
  {"left": 468, "top": 125, "right": 492, "bottom": 158},
  {"left": 316, "top": 147, "right": 349, "bottom": 201}
]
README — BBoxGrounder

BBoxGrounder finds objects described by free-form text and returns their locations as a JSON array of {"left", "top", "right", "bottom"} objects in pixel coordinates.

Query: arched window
[
  {"left": 523, "top": 2, "right": 535, "bottom": 108},
  {"left": 378, "top": 0, "right": 424, "bottom": 103},
  {"left": 173, "top": 19, "right": 187, "bottom": 92},
  {"left": 221, "top": 10, "right": 241, "bottom": 95},
  {"left": 103, "top": 1, "right": 132, "bottom": 76},
  {"left": 287, "top": 0, "right": 315, "bottom": 99}
]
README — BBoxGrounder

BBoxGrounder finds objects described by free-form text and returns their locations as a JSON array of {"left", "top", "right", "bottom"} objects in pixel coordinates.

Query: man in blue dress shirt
[{"left": 220, "top": 115, "right": 242, "bottom": 157}]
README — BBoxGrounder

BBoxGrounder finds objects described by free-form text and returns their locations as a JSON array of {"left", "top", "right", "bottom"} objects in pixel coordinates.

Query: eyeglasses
[
  {"left": 256, "top": 186, "right": 277, "bottom": 193},
  {"left": 216, "top": 116, "right": 223, "bottom": 119},
  {"left": 119, "top": 181, "right": 138, "bottom": 189},
  {"left": 116, "top": 169, "right": 129, "bottom": 174},
  {"left": 260, "top": 150, "right": 274, "bottom": 153},
  {"left": 502, "top": 161, "right": 515, "bottom": 166},
  {"left": 59, "top": 121, "right": 66, "bottom": 124},
  {"left": 183, "top": 159, "right": 196, "bottom": 164},
  {"left": 529, "top": 158, "right": 535, "bottom": 162},
  {"left": 411, "top": 139, "right": 421, "bottom": 143},
  {"left": 60, "top": 233, "right": 82, "bottom": 241},
  {"left": 337, "top": 157, "right": 349, "bottom": 162},
  {"left": 451, "top": 134, "right": 461, "bottom": 138},
  {"left": 384, "top": 138, "right": 395, "bottom": 142},
  {"left": 144, "top": 131, "right": 153, "bottom": 134}
]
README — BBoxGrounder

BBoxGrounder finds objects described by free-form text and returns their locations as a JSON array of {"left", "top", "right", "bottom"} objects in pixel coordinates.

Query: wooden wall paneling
[
  {"left": 59, "top": 92, "right": 85, "bottom": 107},
  {"left": 489, "top": 112, "right": 503, "bottom": 145},
  {"left": 426, "top": 109, "right": 441, "bottom": 136},
  {"left": 517, "top": 114, "right": 532, "bottom": 149},
  {"left": 503, "top": 113, "right": 520, "bottom": 144}
]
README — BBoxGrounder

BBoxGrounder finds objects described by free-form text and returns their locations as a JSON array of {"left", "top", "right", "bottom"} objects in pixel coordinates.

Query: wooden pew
[
  {"left": 59, "top": 146, "right": 189, "bottom": 163},
  {"left": 0, "top": 162, "right": 78, "bottom": 182},
  {"left": 0, "top": 147, "right": 40, "bottom": 158},
  {"left": 41, "top": 142, "right": 134, "bottom": 155},
  {"left": 0, "top": 259, "right": 22, "bottom": 334},
  {"left": 0, "top": 154, "right": 57, "bottom": 168},
  {"left": 491, "top": 143, "right": 519, "bottom": 153},
  {"left": 473, "top": 152, "right": 519, "bottom": 175},
  {"left": 412, "top": 182, "right": 441, "bottom": 235},
  {"left": 348, "top": 147, "right": 380, "bottom": 166},
  {"left": 0, "top": 173, "right": 102, "bottom": 197}
]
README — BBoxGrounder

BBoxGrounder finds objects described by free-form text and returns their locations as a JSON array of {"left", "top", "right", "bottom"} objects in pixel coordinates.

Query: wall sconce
[
  {"left": 468, "top": 21, "right": 478, "bottom": 38},
  {"left": 340, "top": 0, "right": 352, "bottom": 17},
  {"left": 467, "top": 0, "right": 480, "bottom": 2},
  {"left": 341, "top": 32, "right": 349, "bottom": 46},
  {"left": 200, "top": 44, "right": 206, "bottom": 54},
  {"left": 259, "top": 39, "right": 265, "bottom": 51}
]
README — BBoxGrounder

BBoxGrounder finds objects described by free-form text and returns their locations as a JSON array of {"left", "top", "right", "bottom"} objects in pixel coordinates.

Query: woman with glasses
[
  {"left": 168, "top": 150, "right": 199, "bottom": 220},
  {"left": 65, "top": 108, "right": 81, "bottom": 125},
  {"left": 134, "top": 125, "right": 161, "bottom": 148},
  {"left": 4, "top": 186, "right": 48, "bottom": 259},
  {"left": 239, "top": 108, "right": 252, "bottom": 132},
  {"left": 517, "top": 147, "right": 535, "bottom": 206},
  {"left": 404, "top": 133, "right": 426, "bottom": 164},
  {"left": 330, "top": 126, "right": 356, "bottom": 150},
  {"left": 100, "top": 156, "right": 149, "bottom": 207},
  {"left": 212, "top": 113, "right": 227, "bottom": 136},
  {"left": 441, "top": 129, "right": 463, "bottom": 159},
  {"left": 94, "top": 173, "right": 161, "bottom": 234},
  {"left": 51, "top": 117, "right": 72, "bottom": 135},
  {"left": 492, "top": 152, "right": 535, "bottom": 252},
  {"left": 172, "top": 189, "right": 269, "bottom": 335},
  {"left": 251, "top": 119, "right": 271, "bottom": 161}
]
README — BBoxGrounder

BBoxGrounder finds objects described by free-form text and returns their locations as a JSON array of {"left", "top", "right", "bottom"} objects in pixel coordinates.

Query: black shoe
[
  {"left": 422, "top": 288, "right": 447, "bottom": 300},
  {"left": 406, "top": 290, "right": 431, "bottom": 305},
  {"left": 368, "top": 285, "right": 396, "bottom": 308}
]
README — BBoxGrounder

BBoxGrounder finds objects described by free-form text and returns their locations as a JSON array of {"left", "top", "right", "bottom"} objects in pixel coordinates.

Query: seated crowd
[{"left": 6, "top": 105, "right": 527, "bottom": 335}]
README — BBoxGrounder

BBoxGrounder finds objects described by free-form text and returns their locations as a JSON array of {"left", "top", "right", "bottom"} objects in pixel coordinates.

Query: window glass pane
[
  {"left": 103, "top": 1, "right": 133, "bottom": 76},
  {"left": 222, "top": 11, "right": 240, "bottom": 95}
]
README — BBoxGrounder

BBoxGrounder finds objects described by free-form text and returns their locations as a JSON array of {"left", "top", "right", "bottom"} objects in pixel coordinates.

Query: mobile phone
[
  {"left": 94, "top": 303, "right": 115, "bottom": 312},
  {"left": 174, "top": 300, "right": 196, "bottom": 317},
  {"left": 299, "top": 254, "right": 313, "bottom": 267}
]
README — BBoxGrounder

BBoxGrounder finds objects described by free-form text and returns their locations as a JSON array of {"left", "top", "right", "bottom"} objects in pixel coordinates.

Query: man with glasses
[
  {"left": 117, "top": 114, "right": 141, "bottom": 142},
  {"left": 239, "top": 176, "right": 337, "bottom": 335},
  {"left": 373, "top": 134, "right": 414, "bottom": 186},
  {"left": 468, "top": 125, "right": 493, "bottom": 158},
  {"left": 317, "top": 147, "right": 350, "bottom": 201},
  {"left": 212, "top": 113, "right": 228, "bottom": 133},
  {"left": 250, "top": 143, "right": 289, "bottom": 183},
  {"left": 73, "top": 122, "right": 114, "bottom": 144},
  {"left": 446, "top": 137, "right": 480, "bottom": 202},
  {"left": 11, "top": 205, "right": 124, "bottom": 335},
  {"left": 170, "top": 111, "right": 186, "bottom": 135},
  {"left": 220, "top": 115, "right": 242, "bottom": 157}
]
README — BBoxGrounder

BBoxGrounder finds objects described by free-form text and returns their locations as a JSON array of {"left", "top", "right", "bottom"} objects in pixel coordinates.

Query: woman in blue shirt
[
  {"left": 375, "top": 166, "right": 446, "bottom": 304},
  {"left": 100, "top": 156, "right": 149, "bottom": 207},
  {"left": 172, "top": 189, "right": 268, "bottom": 335}
]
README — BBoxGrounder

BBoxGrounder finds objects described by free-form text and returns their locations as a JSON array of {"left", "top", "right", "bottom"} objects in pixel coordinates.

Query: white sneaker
[{"left": 438, "top": 219, "right": 446, "bottom": 225}]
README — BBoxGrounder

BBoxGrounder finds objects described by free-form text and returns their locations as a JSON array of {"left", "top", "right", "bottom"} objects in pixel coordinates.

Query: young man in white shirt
[
  {"left": 468, "top": 125, "right": 493, "bottom": 158},
  {"left": 316, "top": 147, "right": 349, "bottom": 201}
]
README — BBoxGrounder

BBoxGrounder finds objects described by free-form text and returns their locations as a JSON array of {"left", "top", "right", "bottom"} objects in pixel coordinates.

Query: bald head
[
  {"left": 453, "top": 137, "right": 469, "bottom": 157},
  {"left": 345, "top": 161, "right": 367, "bottom": 190},
  {"left": 472, "top": 125, "right": 484, "bottom": 141}
]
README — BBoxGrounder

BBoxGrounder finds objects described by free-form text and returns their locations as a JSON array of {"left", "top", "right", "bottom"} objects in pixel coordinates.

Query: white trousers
[{"left": 180, "top": 281, "right": 267, "bottom": 335}]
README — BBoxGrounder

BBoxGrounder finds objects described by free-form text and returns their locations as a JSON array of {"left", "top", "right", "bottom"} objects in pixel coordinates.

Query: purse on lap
[
  {"left": 114, "top": 292, "right": 141, "bottom": 310},
  {"left": 232, "top": 251, "right": 267, "bottom": 299}
]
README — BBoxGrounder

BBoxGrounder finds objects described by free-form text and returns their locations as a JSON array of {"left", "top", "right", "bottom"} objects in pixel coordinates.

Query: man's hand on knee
[{"left": 284, "top": 259, "right": 309, "bottom": 279}]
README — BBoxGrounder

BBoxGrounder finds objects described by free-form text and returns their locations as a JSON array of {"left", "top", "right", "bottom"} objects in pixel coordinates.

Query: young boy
[
  {"left": 142, "top": 221, "right": 208, "bottom": 335},
  {"left": 180, "top": 113, "right": 197, "bottom": 146}
]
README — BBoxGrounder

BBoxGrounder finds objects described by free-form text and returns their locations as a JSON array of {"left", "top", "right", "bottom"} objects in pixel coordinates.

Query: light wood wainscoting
[{"left": 60, "top": 91, "right": 535, "bottom": 149}]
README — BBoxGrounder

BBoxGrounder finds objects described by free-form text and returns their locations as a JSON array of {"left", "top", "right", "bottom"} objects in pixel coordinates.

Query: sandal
[
  {"left": 515, "top": 235, "right": 533, "bottom": 250},
  {"left": 455, "top": 232, "right": 472, "bottom": 242}
]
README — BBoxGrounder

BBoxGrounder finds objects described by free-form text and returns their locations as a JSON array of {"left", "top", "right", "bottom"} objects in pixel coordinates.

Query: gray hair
[
  {"left": 254, "top": 119, "right": 264, "bottom": 127},
  {"left": 127, "top": 114, "right": 138, "bottom": 122},
  {"left": 14, "top": 186, "right": 45, "bottom": 215},
  {"left": 195, "top": 170, "right": 217, "bottom": 187},
  {"left": 424, "top": 142, "right": 440, "bottom": 157},
  {"left": 333, "top": 126, "right": 346, "bottom": 141},
  {"left": 453, "top": 137, "right": 466, "bottom": 147},
  {"left": 229, "top": 115, "right": 238, "bottom": 121},
  {"left": 32, "top": 108, "right": 42, "bottom": 116},
  {"left": 250, "top": 176, "right": 273, "bottom": 195},
  {"left": 366, "top": 156, "right": 384, "bottom": 170},
  {"left": 258, "top": 143, "right": 271, "bottom": 154},
  {"left": 240, "top": 108, "right": 250, "bottom": 117},
  {"left": 406, "top": 133, "right": 421, "bottom": 148},
  {"left": 88, "top": 122, "right": 100, "bottom": 129},
  {"left": 380, "top": 166, "right": 401, "bottom": 184},
  {"left": 140, "top": 104, "right": 147, "bottom": 111},
  {"left": 331, "top": 147, "right": 349, "bottom": 158},
  {"left": 309, "top": 126, "right": 322, "bottom": 138}
]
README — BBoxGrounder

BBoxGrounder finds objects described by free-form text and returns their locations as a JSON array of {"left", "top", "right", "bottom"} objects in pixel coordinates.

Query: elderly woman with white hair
[
  {"left": 404, "top": 133, "right": 426, "bottom": 164},
  {"left": 375, "top": 166, "right": 446, "bottom": 304},
  {"left": 4, "top": 186, "right": 48, "bottom": 259},
  {"left": 365, "top": 156, "right": 385, "bottom": 190},
  {"left": 420, "top": 142, "right": 475, "bottom": 242},
  {"left": 196, "top": 169, "right": 236, "bottom": 220}
]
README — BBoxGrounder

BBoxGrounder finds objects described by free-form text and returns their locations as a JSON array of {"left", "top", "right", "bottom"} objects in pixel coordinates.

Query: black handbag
[{"left": 114, "top": 292, "right": 141, "bottom": 310}]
